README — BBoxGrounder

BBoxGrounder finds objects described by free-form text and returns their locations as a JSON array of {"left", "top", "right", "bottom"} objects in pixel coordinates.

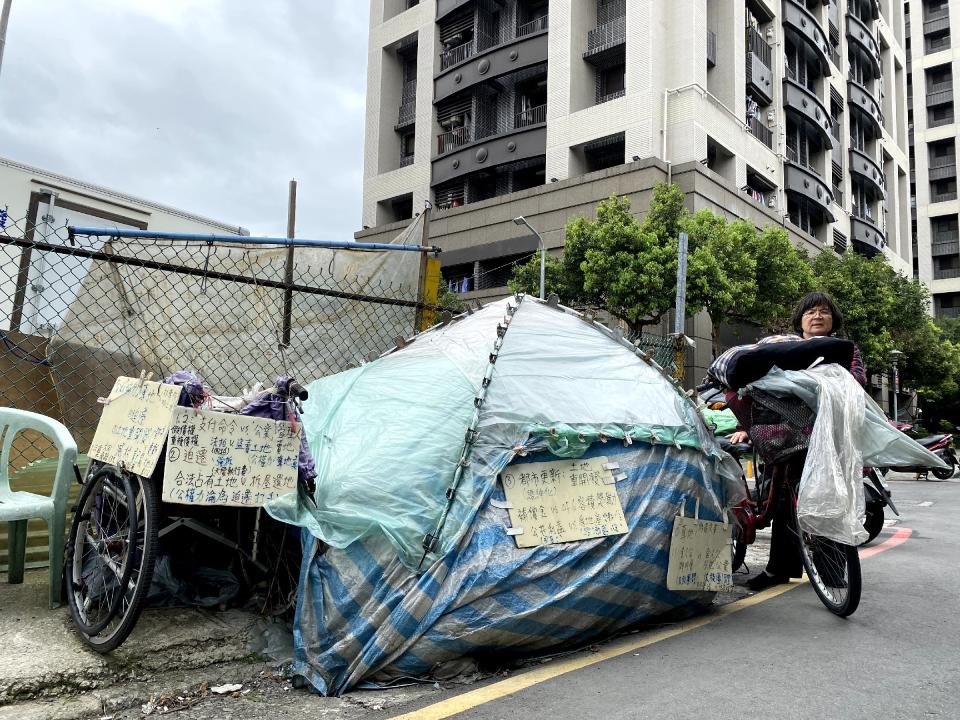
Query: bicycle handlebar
[{"left": 287, "top": 382, "right": 308, "bottom": 401}]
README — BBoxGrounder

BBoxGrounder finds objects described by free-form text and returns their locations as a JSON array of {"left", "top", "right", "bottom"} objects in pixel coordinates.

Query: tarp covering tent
[{"left": 269, "top": 296, "right": 744, "bottom": 695}]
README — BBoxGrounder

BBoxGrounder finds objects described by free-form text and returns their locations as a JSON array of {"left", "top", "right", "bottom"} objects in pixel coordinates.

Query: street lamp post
[
  {"left": 513, "top": 216, "right": 545, "bottom": 300},
  {"left": 890, "top": 349, "right": 904, "bottom": 421}
]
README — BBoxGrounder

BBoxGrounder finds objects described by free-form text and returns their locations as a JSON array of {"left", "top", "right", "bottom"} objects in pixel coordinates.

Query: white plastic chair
[{"left": 0, "top": 408, "right": 77, "bottom": 608}]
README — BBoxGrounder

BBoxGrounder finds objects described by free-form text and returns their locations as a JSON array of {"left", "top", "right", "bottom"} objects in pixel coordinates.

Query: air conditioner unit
[{"left": 767, "top": 196, "right": 777, "bottom": 209}]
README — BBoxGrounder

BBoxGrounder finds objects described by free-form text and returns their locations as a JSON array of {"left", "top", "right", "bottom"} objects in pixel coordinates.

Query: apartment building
[
  {"left": 361, "top": 0, "right": 912, "bottom": 304},
  {"left": 906, "top": 0, "right": 960, "bottom": 318}
]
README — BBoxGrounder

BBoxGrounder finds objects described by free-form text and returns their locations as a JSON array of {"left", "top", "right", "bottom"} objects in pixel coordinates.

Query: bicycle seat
[{"left": 717, "top": 438, "right": 752, "bottom": 459}]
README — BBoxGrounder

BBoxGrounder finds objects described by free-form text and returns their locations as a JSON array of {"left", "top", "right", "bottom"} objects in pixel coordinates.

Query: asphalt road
[
  {"left": 376, "top": 476, "right": 960, "bottom": 720},
  {"left": 102, "top": 476, "right": 958, "bottom": 720}
]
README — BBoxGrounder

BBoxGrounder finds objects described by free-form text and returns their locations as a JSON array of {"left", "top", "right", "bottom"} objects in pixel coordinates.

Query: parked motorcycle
[{"left": 881, "top": 430, "right": 958, "bottom": 479}]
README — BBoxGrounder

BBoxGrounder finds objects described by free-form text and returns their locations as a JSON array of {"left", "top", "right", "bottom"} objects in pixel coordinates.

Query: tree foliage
[{"left": 506, "top": 183, "right": 960, "bottom": 423}]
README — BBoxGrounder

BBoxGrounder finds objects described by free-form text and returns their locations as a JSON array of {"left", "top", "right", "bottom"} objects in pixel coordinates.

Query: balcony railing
[
  {"left": 440, "top": 39, "right": 475, "bottom": 71},
  {"left": 598, "top": 88, "right": 626, "bottom": 104},
  {"left": 517, "top": 14, "right": 549, "bottom": 38},
  {"left": 400, "top": 152, "right": 415, "bottom": 168},
  {"left": 938, "top": 305, "right": 960, "bottom": 318},
  {"left": 437, "top": 125, "right": 473, "bottom": 154},
  {"left": 931, "top": 190, "right": 958, "bottom": 203},
  {"left": 746, "top": 26, "right": 773, "bottom": 69},
  {"left": 586, "top": 16, "right": 626, "bottom": 57},
  {"left": 924, "top": 8, "right": 950, "bottom": 35},
  {"left": 929, "top": 112, "right": 956, "bottom": 128},
  {"left": 934, "top": 267, "right": 960, "bottom": 280},
  {"left": 515, "top": 103, "right": 547, "bottom": 129},
  {"left": 926, "top": 83, "right": 954, "bottom": 106},
  {"left": 748, "top": 116, "right": 773, "bottom": 148},
  {"left": 929, "top": 161, "right": 957, "bottom": 181},
  {"left": 933, "top": 239, "right": 960, "bottom": 255}
]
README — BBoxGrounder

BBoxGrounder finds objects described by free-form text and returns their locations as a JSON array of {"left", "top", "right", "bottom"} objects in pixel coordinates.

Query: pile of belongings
[{"left": 269, "top": 297, "right": 744, "bottom": 694}]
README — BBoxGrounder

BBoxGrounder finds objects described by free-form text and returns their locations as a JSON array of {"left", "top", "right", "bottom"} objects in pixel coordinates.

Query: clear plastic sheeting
[
  {"left": 478, "top": 303, "right": 697, "bottom": 433},
  {"left": 796, "top": 365, "right": 867, "bottom": 545},
  {"left": 269, "top": 298, "right": 741, "bottom": 570},
  {"left": 747, "top": 366, "right": 948, "bottom": 470},
  {"left": 266, "top": 302, "right": 505, "bottom": 567}
]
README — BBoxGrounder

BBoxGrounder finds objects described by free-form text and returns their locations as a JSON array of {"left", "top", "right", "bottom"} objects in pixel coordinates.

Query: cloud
[{"left": 0, "top": 0, "right": 369, "bottom": 239}]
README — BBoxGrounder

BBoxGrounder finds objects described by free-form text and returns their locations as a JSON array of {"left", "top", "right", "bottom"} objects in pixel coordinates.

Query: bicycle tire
[
  {"left": 793, "top": 497, "right": 861, "bottom": 617},
  {"left": 68, "top": 468, "right": 159, "bottom": 652},
  {"left": 66, "top": 467, "right": 138, "bottom": 637}
]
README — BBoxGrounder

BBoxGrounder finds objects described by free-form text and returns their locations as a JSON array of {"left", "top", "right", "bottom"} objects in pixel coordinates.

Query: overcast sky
[{"left": 0, "top": 0, "right": 369, "bottom": 238}]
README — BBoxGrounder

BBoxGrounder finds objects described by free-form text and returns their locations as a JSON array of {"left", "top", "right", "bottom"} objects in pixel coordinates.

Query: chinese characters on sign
[
  {"left": 666, "top": 513, "right": 733, "bottom": 592},
  {"left": 162, "top": 408, "right": 300, "bottom": 507},
  {"left": 500, "top": 456, "right": 628, "bottom": 548},
  {"left": 88, "top": 377, "right": 182, "bottom": 478}
]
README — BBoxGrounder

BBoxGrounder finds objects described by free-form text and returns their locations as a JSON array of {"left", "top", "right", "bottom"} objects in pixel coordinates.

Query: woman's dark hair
[{"left": 791, "top": 291, "right": 843, "bottom": 335}]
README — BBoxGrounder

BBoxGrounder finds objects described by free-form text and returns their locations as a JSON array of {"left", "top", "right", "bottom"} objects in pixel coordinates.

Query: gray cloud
[{"left": 0, "top": 0, "right": 369, "bottom": 239}]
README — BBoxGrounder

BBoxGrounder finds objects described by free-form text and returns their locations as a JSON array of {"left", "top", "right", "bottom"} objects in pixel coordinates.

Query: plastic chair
[{"left": 0, "top": 408, "right": 77, "bottom": 608}]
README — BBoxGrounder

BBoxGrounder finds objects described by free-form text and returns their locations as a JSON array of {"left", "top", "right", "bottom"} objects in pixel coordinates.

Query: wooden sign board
[
  {"left": 162, "top": 407, "right": 300, "bottom": 507},
  {"left": 88, "top": 377, "right": 182, "bottom": 478},
  {"left": 500, "top": 456, "right": 628, "bottom": 548}
]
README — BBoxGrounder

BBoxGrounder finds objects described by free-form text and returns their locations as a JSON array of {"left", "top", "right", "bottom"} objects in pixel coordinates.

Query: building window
[{"left": 597, "top": 64, "right": 625, "bottom": 103}]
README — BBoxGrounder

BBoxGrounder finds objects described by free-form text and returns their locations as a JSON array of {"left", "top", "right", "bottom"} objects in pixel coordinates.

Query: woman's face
[{"left": 801, "top": 304, "right": 834, "bottom": 338}]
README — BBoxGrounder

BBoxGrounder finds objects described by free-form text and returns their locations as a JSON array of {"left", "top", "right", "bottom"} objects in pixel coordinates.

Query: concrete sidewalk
[{"left": 0, "top": 569, "right": 268, "bottom": 718}]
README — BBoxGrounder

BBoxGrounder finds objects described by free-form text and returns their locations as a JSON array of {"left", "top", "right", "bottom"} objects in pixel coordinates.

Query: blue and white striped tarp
[{"left": 292, "top": 439, "right": 730, "bottom": 695}]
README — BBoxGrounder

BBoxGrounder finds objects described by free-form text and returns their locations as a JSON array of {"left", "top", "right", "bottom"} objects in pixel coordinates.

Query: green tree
[
  {"left": 507, "top": 250, "right": 570, "bottom": 299},
  {"left": 748, "top": 226, "right": 814, "bottom": 332},
  {"left": 580, "top": 194, "right": 681, "bottom": 333},
  {"left": 509, "top": 186, "right": 686, "bottom": 334},
  {"left": 809, "top": 250, "right": 895, "bottom": 371},
  {"left": 684, "top": 212, "right": 757, "bottom": 356}
]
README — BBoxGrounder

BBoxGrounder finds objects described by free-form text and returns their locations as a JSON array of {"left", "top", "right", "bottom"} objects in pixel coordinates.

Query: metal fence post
[{"left": 281, "top": 179, "right": 297, "bottom": 348}]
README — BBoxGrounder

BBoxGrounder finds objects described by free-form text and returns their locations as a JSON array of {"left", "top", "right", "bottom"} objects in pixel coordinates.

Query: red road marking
[{"left": 859, "top": 527, "right": 913, "bottom": 559}]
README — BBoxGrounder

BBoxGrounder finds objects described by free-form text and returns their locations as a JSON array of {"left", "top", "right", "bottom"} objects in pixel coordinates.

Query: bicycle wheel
[
  {"left": 792, "top": 497, "right": 861, "bottom": 617},
  {"left": 66, "top": 467, "right": 158, "bottom": 652},
  {"left": 237, "top": 507, "right": 301, "bottom": 616}
]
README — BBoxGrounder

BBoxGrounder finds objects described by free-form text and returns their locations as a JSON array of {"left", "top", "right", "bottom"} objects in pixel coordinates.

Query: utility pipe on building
[{"left": 0, "top": 0, "right": 12, "bottom": 80}]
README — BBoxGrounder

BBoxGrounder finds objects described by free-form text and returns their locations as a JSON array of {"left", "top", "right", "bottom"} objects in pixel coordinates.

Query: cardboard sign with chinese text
[
  {"left": 88, "top": 377, "right": 182, "bottom": 477},
  {"left": 500, "top": 456, "right": 628, "bottom": 548},
  {"left": 162, "top": 407, "right": 300, "bottom": 507},
  {"left": 666, "top": 513, "right": 733, "bottom": 592}
]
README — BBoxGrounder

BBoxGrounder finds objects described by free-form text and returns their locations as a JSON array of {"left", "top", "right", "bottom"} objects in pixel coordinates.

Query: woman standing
[{"left": 728, "top": 291, "right": 867, "bottom": 590}]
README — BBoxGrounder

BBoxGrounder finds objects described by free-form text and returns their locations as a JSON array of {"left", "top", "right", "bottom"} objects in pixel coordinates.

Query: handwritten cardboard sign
[
  {"left": 666, "top": 510, "right": 733, "bottom": 592},
  {"left": 162, "top": 407, "right": 300, "bottom": 507},
  {"left": 500, "top": 456, "right": 628, "bottom": 548},
  {"left": 88, "top": 377, "right": 182, "bottom": 477}
]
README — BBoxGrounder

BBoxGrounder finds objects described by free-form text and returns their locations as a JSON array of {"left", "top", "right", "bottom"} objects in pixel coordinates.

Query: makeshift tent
[{"left": 268, "top": 296, "right": 744, "bottom": 695}]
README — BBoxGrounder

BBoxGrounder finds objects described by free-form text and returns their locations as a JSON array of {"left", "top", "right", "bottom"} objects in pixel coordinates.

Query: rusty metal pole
[
  {"left": 415, "top": 201, "right": 432, "bottom": 331},
  {"left": 281, "top": 179, "right": 297, "bottom": 348}
]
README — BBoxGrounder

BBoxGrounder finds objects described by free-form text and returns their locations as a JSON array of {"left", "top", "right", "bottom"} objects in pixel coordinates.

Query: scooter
[{"left": 882, "top": 430, "right": 957, "bottom": 480}]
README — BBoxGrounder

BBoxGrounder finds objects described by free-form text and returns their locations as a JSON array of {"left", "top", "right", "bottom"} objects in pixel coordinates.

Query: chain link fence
[{"left": 0, "top": 214, "right": 435, "bottom": 569}]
